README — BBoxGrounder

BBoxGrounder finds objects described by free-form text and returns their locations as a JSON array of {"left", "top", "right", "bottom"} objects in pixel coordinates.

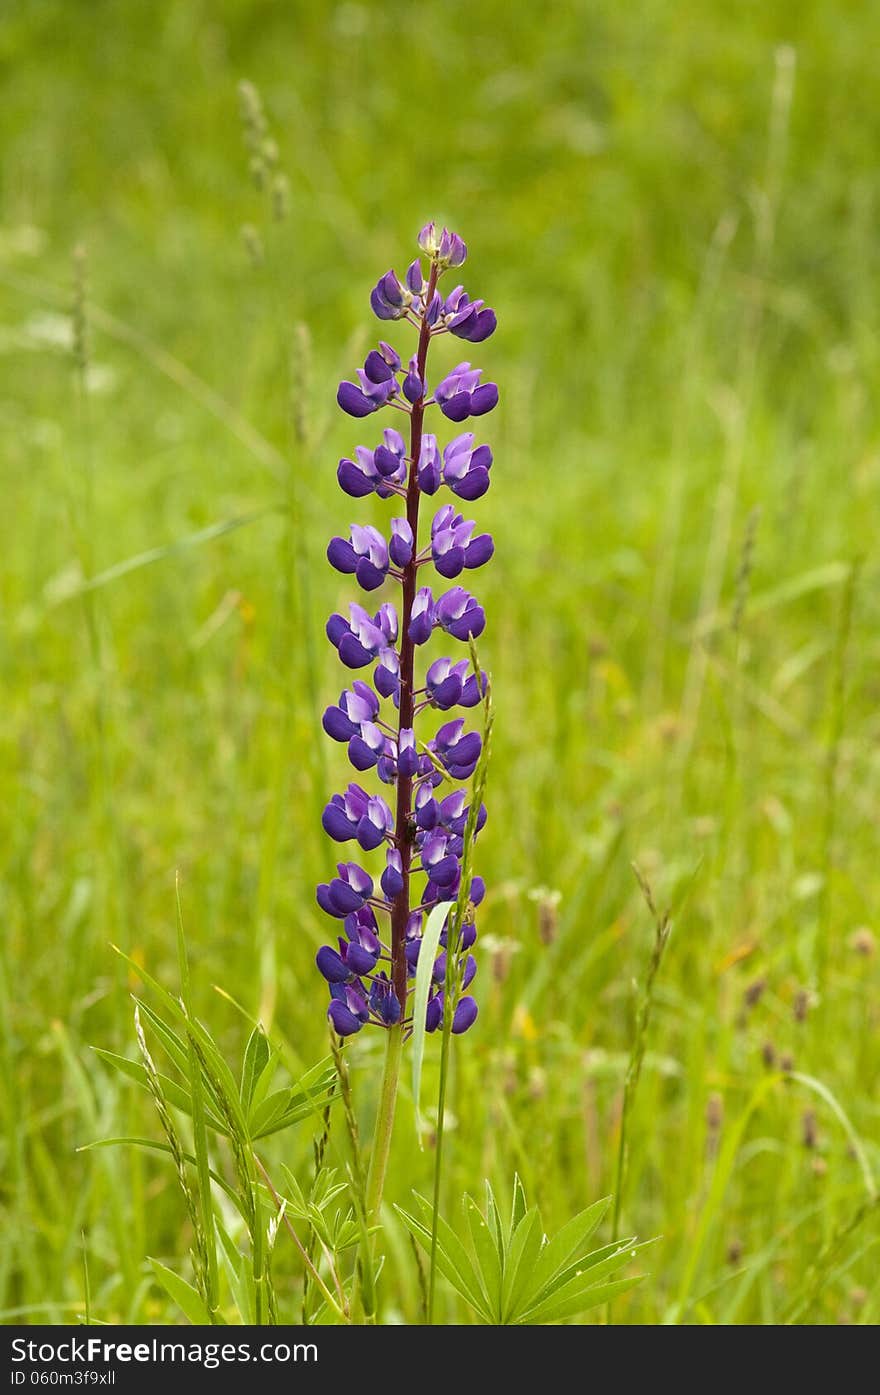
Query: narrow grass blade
[
  {"left": 149, "top": 1258, "right": 211, "bottom": 1325},
  {"left": 410, "top": 900, "right": 452, "bottom": 1139}
]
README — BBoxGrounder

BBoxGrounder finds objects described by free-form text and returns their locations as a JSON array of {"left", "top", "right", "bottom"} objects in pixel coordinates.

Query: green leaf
[
  {"left": 484, "top": 1178, "right": 506, "bottom": 1259},
  {"left": 249, "top": 1080, "right": 335, "bottom": 1140},
  {"left": 397, "top": 1196, "right": 490, "bottom": 1319},
  {"left": 78, "top": 1136, "right": 243, "bottom": 1213},
  {"left": 240, "top": 1026, "right": 271, "bottom": 1111},
  {"left": 531, "top": 1238, "right": 647, "bottom": 1307},
  {"left": 132, "top": 999, "right": 191, "bottom": 1083},
  {"left": 525, "top": 1195, "right": 611, "bottom": 1302},
  {"left": 90, "top": 1048, "right": 225, "bottom": 1134},
  {"left": 410, "top": 900, "right": 453, "bottom": 1138},
  {"left": 510, "top": 1173, "right": 528, "bottom": 1234},
  {"left": 501, "top": 1208, "right": 544, "bottom": 1323},
  {"left": 148, "top": 1258, "right": 210, "bottom": 1325},
  {"left": 175, "top": 883, "right": 220, "bottom": 1320},
  {"left": 216, "top": 1218, "right": 255, "bottom": 1324},
  {"left": 112, "top": 945, "right": 249, "bottom": 1140},
  {"left": 521, "top": 1274, "right": 643, "bottom": 1325},
  {"left": 465, "top": 1193, "right": 503, "bottom": 1321}
]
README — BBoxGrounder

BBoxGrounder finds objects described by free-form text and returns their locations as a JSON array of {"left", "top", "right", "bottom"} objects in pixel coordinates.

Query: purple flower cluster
[{"left": 316, "top": 223, "right": 497, "bottom": 1039}]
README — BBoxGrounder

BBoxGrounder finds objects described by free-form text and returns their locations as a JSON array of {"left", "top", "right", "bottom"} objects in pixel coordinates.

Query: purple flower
[
  {"left": 397, "top": 726, "right": 419, "bottom": 777},
  {"left": 369, "top": 973, "right": 401, "bottom": 1025},
  {"left": 442, "top": 433, "right": 493, "bottom": 500},
  {"left": 409, "top": 587, "right": 435, "bottom": 645},
  {"left": 418, "top": 222, "right": 467, "bottom": 270},
  {"left": 417, "top": 435, "right": 442, "bottom": 494},
  {"left": 370, "top": 270, "right": 413, "bottom": 321},
  {"left": 328, "top": 982, "right": 370, "bottom": 1035},
  {"left": 425, "top": 656, "right": 487, "bottom": 710},
  {"left": 434, "top": 362, "right": 498, "bottom": 422},
  {"left": 316, "top": 862, "right": 374, "bottom": 918},
  {"left": 327, "top": 602, "right": 398, "bottom": 668},
  {"left": 322, "top": 680, "right": 380, "bottom": 741},
  {"left": 425, "top": 991, "right": 479, "bottom": 1034},
  {"left": 337, "top": 353, "right": 400, "bottom": 417},
  {"left": 337, "top": 428, "right": 408, "bottom": 499},
  {"left": 441, "top": 285, "right": 497, "bottom": 343},
  {"left": 431, "top": 719, "right": 482, "bottom": 780},
  {"left": 381, "top": 848, "right": 404, "bottom": 900},
  {"left": 389, "top": 517, "right": 414, "bottom": 567},
  {"left": 327, "top": 524, "right": 390, "bottom": 591},
  {"left": 419, "top": 829, "right": 460, "bottom": 888},
  {"left": 402, "top": 355, "right": 423, "bottom": 404},
  {"left": 430, "top": 505, "right": 494, "bottom": 579},
  {"left": 435, "top": 586, "right": 486, "bottom": 641},
  {"left": 322, "top": 784, "right": 394, "bottom": 850},
  {"left": 316, "top": 910, "right": 381, "bottom": 982}
]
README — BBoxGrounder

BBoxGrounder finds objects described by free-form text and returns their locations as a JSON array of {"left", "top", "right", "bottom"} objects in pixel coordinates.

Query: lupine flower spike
[{"left": 317, "top": 223, "right": 497, "bottom": 1042}]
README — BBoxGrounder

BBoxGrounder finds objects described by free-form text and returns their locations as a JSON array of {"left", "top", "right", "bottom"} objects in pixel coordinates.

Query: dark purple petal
[
  {"left": 316, "top": 883, "right": 344, "bottom": 918},
  {"left": 322, "top": 803, "right": 355, "bottom": 841},
  {"left": 469, "top": 383, "right": 498, "bottom": 416},
  {"left": 337, "top": 382, "right": 377, "bottom": 417},
  {"left": 439, "top": 392, "right": 473, "bottom": 422},
  {"left": 374, "top": 444, "right": 403, "bottom": 478},
  {"left": 449, "top": 467, "right": 490, "bottom": 501},
  {"left": 326, "top": 882, "right": 364, "bottom": 916},
  {"left": 337, "top": 458, "right": 376, "bottom": 497},
  {"left": 364, "top": 349, "right": 394, "bottom": 384},
  {"left": 327, "top": 537, "right": 357, "bottom": 573},
  {"left": 346, "top": 942, "right": 379, "bottom": 975},
  {"left": 338, "top": 633, "right": 374, "bottom": 668},
  {"left": 452, "top": 308, "right": 497, "bottom": 343},
  {"left": 322, "top": 705, "right": 357, "bottom": 742},
  {"left": 429, "top": 855, "right": 460, "bottom": 887},
  {"left": 328, "top": 999, "right": 365, "bottom": 1035},
  {"left": 316, "top": 946, "right": 349, "bottom": 983},
  {"left": 356, "top": 816, "right": 386, "bottom": 852},
  {"left": 425, "top": 994, "right": 443, "bottom": 1032},
  {"left": 374, "top": 662, "right": 399, "bottom": 699},
  {"left": 403, "top": 371, "right": 423, "bottom": 404},
  {"left": 389, "top": 518, "right": 414, "bottom": 567},
  {"left": 464, "top": 533, "right": 494, "bottom": 568},
  {"left": 381, "top": 849, "right": 404, "bottom": 900},
  {"left": 452, "top": 996, "right": 478, "bottom": 1033},
  {"left": 355, "top": 557, "right": 387, "bottom": 591},
  {"left": 326, "top": 613, "right": 349, "bottom": 647},
  {"left": 347, "top": 735, "right": 380, "bottom": 771}
]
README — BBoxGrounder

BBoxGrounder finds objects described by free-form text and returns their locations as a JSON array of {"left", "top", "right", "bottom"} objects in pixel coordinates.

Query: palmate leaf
[
  {"left": 465, "top": 1193, "right": 503, "bottom": 1319},
  {"left": 522, "top": 1196, "right": 612, "bottom": 1302},
  {"left": 396, "top": 1192, "right": 491, "bottom": 1320},
  {"left": 399, "top": 1179, "right": 648, "bottom": 1325},
  {"left": 521, "top": 1275, "right": 643, "bottom": 1325},
  {"left": 500, "top": 1207, "right": 544, "bottom": 1322},
  {"left": 518, "top": 1240, "right": 652, "bottom": 1323}
]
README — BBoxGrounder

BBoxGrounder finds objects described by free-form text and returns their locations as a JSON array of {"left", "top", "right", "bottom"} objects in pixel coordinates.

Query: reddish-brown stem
[{"left": 390, "top": 261, "right": 439, "bottom": 1014}]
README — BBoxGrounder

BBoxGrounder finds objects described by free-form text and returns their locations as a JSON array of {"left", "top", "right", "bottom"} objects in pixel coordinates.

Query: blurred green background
[{"left": 2, "top": 0, "right": 879, "bottom": 1323}]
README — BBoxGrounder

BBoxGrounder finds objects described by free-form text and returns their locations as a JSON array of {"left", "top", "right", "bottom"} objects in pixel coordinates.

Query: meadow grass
[{"left": 1, "top": 0, "right": 878, "bottom": 1324}]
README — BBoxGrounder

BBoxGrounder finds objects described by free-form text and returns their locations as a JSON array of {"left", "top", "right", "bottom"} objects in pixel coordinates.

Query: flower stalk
[{"left": 315, "top": 223, "right": 498, "bottom": 1313}]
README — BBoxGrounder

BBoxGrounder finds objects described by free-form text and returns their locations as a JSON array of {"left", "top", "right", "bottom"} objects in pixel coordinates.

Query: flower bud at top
[{"left": 417, "top": 221, "right": 467, "bottom": 270}]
